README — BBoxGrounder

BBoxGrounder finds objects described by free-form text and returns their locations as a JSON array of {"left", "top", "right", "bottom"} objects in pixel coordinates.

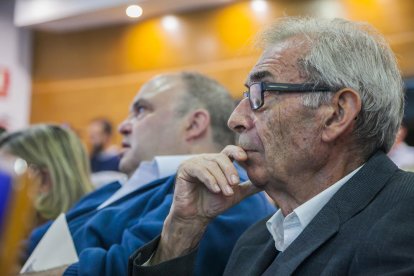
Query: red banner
[{"left": 0, "top": 68, "right": 10, "bottom": 98}]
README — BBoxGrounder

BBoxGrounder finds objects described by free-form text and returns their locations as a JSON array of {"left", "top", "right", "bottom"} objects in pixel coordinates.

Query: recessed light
[
  {"left": 251, "top": 0, "right": 267, "bottom": 13},
  {"left": 126, "top": 5, "right": 143, "bottom": 18},
  {"left": 162, "top": 16, "right": 180, "bottom": 31}
]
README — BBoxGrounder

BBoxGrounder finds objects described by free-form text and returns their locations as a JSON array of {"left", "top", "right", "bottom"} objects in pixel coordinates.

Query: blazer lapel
[
  {"left": 228, "top": 238, "right": 278, "bottom": 276},
  {"left": 262, "top": 207, "right": 340, "bottom": 275},
  {"left": 263, "top": 151, "right": 398, "bottom": 275}
]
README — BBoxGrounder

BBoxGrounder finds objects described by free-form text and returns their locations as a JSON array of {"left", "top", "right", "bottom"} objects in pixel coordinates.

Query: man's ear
[
  {"left": 322, "top": 88, "right": 361, "bottom": 142},
  {"left": 184, "top": 109, "right": 211, "bottom": 142}
]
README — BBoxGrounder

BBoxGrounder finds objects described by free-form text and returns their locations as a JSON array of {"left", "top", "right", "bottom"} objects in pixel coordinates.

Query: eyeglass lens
[{"left": 250, "top": 83, "right": 263, "bottom": 110}]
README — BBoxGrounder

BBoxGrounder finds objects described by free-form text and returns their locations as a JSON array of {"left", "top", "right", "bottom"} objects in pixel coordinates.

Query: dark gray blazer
[{"left": 130, "top": 151, "right": 414, "bottom": 275}]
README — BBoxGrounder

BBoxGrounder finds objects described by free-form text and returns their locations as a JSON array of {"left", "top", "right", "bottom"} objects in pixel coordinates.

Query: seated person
[
  {"left": 388, "top": 123, "right": 414, "bottom": 171},
  {"left": 87, "top": 118, "right": 127, "bottom": 188},
  {"left": 87, "top": 118, "right": 121, "bottom": 173},
  {"left": 0, "top": 126, "right": 6, "bottom": 136},
  {"left": 130, "top": 17, "right": 414, "bottom": 275},
  {"left": 0, "top": 124, "right": 94, "bottom": 224},
  {"left": 24, "top": 72, "right": 276, "bottom": 276}
]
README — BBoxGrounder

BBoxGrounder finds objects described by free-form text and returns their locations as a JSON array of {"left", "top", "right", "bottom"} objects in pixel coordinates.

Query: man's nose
[
  {"left": 227, "top": 98, "right": 254, "bottom": 134},
  {"left": 118, "top": 119, "right": 132, "bottom": 135}
]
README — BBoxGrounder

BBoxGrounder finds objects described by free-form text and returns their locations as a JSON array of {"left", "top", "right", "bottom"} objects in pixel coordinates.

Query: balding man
[{"left": 25, "top": 72, "right": 275, "bottom": 276}]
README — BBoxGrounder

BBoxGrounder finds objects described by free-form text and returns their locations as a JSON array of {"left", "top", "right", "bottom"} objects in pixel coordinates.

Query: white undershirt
[
  {"left": 97, "top": 155, "right": 193, "bottom": 210},
  {"left": 266, "top": 165, "right": 363, "bottom": 252}
]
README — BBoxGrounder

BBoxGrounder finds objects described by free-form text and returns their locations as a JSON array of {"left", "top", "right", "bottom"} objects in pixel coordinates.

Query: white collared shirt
[
  {"left": 266, "top": 165, "right": 363, "bottom": 252},
  {"left": 97, "top": 155, "right": 193, "bottom": 210}
]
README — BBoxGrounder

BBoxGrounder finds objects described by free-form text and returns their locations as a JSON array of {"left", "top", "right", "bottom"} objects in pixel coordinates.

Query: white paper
[{"left": 20, "top": 213, "right": 79, "bottom": 273}]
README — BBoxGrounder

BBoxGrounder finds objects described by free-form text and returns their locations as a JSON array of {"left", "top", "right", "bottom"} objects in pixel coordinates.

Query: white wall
[
  {"left": 14, "top": 0, "right": 137, "bottom": 26},
  {"left": 0, "top": 0, "right": 32, "bottom": 130}
]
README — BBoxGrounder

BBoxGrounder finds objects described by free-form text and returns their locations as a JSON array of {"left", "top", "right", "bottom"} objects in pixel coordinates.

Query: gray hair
[
  {"left": 259, "top": 17, "right": 404, "bottom": 157},
  {"left": 177, "top": 72, "right": 236, "bottom": 148}
]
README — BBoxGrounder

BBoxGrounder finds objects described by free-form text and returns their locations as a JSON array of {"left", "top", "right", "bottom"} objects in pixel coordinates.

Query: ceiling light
[
  {"left": 251, "top": 0, "right": 268, "bottom": 13},
  {"left": 161, "top": 15, "right": 180, "bottom": 31},
  {"left": 126, "top": 5, "right": 143, "bottom": 18}
]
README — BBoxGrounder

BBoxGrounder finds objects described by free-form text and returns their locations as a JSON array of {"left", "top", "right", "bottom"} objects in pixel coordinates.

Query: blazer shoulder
[{"left": 385, "top": 169, "right": 414, "bottom": 198}]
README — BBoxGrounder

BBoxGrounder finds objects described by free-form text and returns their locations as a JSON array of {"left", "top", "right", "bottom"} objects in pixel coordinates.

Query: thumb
[{"left": 233, "top": 180, "right": 261, "bottom": 202}]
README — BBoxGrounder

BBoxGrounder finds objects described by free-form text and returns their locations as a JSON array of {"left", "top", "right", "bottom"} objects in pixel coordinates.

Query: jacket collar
[{"left": 261, "top": 151, "right": 398, "bottom": 275}]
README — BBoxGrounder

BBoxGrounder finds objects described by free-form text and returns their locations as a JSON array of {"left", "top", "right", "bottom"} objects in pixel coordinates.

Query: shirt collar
[
  {"left": 294, "top": 164, "right": 362, "bottom": 228},
  {"left": 127, "top": 155, "right": 194, "bottom": 184},
  {"left": 266, "top": 164, "right": 363, "bottom": 251},
  {"left": 97, "top": 155, "right": 193, "bottom": 210},
  {"left": 154, "top": 155, "right": 195, "bottom": 179}
]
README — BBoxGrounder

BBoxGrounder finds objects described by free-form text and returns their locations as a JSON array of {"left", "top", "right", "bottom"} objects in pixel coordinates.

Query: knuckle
[{"left": 202, "top": 174, "right": 216, "bottom": 187}]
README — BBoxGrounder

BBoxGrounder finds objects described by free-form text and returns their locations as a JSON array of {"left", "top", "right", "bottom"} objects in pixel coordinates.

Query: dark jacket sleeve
[{"left": 128, "top": 236, "right": 197, "bottom": 276}]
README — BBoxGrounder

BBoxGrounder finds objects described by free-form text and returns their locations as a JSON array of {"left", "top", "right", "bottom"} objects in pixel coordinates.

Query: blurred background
[
  {"left": 0, "top": 0, "right": 414, "bottom": 273},
  {"left": 1, "top": 0, "right": 414, "bottom": 147}
]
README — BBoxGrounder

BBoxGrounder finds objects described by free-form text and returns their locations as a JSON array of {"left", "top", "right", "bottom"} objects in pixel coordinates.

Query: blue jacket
[{"left": 27, "top": 174, "right": 275, "bottom": 276}]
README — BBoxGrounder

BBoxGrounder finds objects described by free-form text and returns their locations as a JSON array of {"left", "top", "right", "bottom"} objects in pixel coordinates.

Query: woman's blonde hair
[{"left": 0, "top": 124, "right": 94, "bottom": 219}]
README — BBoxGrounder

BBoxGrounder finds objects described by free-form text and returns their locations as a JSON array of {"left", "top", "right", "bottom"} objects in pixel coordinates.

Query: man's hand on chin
[{"left": 151, "top": 145, "right": 261, "bottom": 264}]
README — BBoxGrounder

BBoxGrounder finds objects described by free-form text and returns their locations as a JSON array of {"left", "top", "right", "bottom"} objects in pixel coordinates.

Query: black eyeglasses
[{"left": 243, "top": 82, "right": 332, "bottom": 110}]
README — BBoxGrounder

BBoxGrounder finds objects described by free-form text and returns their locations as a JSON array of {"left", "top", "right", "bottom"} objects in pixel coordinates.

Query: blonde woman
[{"left": 0, "top": 124, "right": 94, "bottom": 221}]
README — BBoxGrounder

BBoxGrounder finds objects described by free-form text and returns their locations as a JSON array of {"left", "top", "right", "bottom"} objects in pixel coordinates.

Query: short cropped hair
[
  {"left": 91, "top": 118, "right": 113, "bottom": 136},
  {"left": 177, "top": 72, "right": 235, "bottom": 148},
  {"left": 0, "top": 124, "right": 94, "bottom": 219},
  {"left": 259, "top": 17, "right": 404, "bottom": 157},
  {"left": 143, "top": 72, "right": 236, "bottom": 149}
]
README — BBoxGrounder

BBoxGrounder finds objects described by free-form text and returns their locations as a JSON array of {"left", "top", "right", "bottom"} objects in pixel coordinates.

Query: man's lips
[
  {"left": 120, "top": 143, "right": 130, "bottom": 156},
  {"left": 243, "top": 149, "right": 259, "bottom": 156},
  {"left": 238, "top": 145, "right": 259, "bottom": 152},
  {"left": 121, "top": 142, "right": 130, "bottom": 148},
  {"left": 237, "top": 136, "right": 260, "bottom": 153}
]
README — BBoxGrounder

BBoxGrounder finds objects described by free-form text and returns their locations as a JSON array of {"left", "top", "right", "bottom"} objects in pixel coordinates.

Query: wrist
[{"left": 152, "top": 214, "right": 208, "bottom": 264}]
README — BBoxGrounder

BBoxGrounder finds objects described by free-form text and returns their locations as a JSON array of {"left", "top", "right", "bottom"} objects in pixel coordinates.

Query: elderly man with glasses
[{"left": 130, "top": 17, "right": 414, "bottom": 275}]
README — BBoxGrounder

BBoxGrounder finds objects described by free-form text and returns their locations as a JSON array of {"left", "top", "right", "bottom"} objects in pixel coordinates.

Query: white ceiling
[{"left": 15, "top": 0, "right": 235, "bottom": 32}]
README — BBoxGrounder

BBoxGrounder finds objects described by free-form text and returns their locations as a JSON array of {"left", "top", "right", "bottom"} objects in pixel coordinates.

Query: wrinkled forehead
[{"left": 245, "top": 38, "right": 309, "bottom": 86}]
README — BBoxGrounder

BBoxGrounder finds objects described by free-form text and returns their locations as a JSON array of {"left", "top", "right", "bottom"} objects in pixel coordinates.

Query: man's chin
[
  {"left": 243, "top": 165, "right": 268, "bottom": 188},
  {"left": 119, "top": 158, "right": 134, "bottom": 176},
  {"left": 119, "top": 147, "right": 129, "bottom": 158},
  {"left": 248, "top": 177, "right": 268, "bottom": 188}
]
